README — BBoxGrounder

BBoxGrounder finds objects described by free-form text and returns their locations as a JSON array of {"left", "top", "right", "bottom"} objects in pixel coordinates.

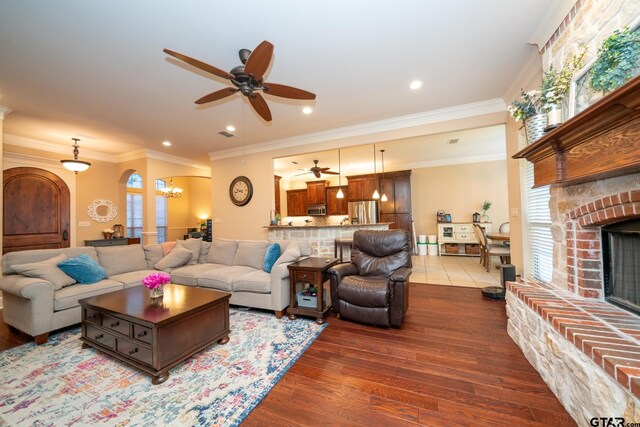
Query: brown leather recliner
[{"left": 328, "top": 229, "right": 412, "bottom": 327}]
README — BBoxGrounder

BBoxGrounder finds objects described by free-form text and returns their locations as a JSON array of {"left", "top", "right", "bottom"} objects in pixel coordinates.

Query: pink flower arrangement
[{"left": 142, "top": 272, "right": 170, "bottom": 290}]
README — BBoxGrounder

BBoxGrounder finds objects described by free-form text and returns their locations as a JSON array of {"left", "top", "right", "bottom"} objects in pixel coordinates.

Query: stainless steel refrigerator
[{"left": 348, "top": 201, "right": 378, "bottom": 224}]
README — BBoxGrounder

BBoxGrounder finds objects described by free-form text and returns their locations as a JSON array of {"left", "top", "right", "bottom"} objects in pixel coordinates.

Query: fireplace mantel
[{"left": 514, "top": 75, "right": 640, "bottom": 188}]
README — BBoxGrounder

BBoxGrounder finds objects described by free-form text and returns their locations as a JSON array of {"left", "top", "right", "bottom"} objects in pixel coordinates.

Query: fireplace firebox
[{"left": 602, "top": 219, "right": 640, "bottom": 315}]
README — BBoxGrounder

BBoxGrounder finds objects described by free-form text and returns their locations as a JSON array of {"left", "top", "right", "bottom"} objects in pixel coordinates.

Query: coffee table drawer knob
[
  {"left": 94, "top": 333, "right": 104, "bottom": 340},
  {"left": 111, "top": 321, "right": 119, "bottom": 328},
  {"left": 128, "top": 348, "right": 139, "bottom": 355},
  {"left": 138, "top": 331, "right": 147, "bottom": 338}
]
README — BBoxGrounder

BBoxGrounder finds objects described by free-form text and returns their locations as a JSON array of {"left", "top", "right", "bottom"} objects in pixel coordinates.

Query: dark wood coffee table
[{"left": 79, "top": 284, "right": 230, "bottom": 385}]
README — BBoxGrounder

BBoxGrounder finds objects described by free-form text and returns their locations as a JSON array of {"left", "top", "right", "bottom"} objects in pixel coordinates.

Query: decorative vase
[
  {"left": 546, "top": 104, "right": 563, "bottom": 129},
  {"left": 482, "top": 212, "right": 489, "bottom": 223},
  {"left": 523, "top": 113, "right": 548, "bottom": 144},
  {"left": 102, "top": 232, "right": 113, "bottom": 239},
  {"left": 150, "top": 286, "right": 164, "bottom": 299}
]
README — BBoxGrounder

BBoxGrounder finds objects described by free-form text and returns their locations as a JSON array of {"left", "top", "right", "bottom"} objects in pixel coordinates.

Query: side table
[{"left": 287, "top": 257, "right": 339, "bottom": 324}]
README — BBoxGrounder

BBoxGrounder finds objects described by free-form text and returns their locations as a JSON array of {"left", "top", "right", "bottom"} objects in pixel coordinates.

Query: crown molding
[
  {"left": 0, "top": 106, "right": 12, "bottom": 120},
  {"left": 209, "top": 98, "right": 507, "bottom": 160},
  {"left": 528, "top": 0, "right": 576, "bottom": 49},
  {"left": 4, "top": 150, "right": 69, "bottom": 168},
  {"left": 503, "top": 49, "right": 542, "bottom": 103},
  {"left": 116, "top": 149, "right": 210, "bottom": 172},
  {"left": 4, "top": 134, "right": 119, "bottom": 162}
]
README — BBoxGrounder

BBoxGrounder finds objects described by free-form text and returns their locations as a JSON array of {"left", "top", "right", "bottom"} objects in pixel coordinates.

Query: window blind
[
  {"left": 525, "top": 162, "right": 553, "bottom": 283},
  {"left": 156, "top": 196, "right": 167, "bottom": 243}
]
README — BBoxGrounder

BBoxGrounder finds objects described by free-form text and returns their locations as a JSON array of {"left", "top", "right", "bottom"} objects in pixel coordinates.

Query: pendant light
[
  {"left": 336, "top": 149, "right": 344, "bottom": 199},
  {"left": 60, "top": 138, "right": 91, "bottom": 173},
  {"left": 162, "top": 177, "right": 183, "bottom": 198},
  {"left": 380, "top": 149, "right": 388, "bottom": 202},
  {"left": 372, "top": 144, "right": 380, "bottom": 199}
]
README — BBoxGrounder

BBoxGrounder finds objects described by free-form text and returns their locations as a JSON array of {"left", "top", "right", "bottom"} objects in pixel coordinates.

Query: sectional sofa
[{"left": 0, "top": 238, "right": 310, "bottom": 344}]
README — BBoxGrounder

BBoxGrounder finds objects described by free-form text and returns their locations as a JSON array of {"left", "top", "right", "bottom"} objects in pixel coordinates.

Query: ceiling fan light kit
[
  {"left": 164, "top": 40, "right": 316, "bottom": 122},
  {"left": 61, "top": 138, "right": 91, "bottom": 173}
]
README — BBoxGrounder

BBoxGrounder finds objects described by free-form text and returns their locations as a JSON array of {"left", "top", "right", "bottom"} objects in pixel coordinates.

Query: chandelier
[
  {"left": 60, "top": 138, "right": 91, "bottom": 173},
  {"left": 162, "top": 178, "right": 183, "bottom": 198}
]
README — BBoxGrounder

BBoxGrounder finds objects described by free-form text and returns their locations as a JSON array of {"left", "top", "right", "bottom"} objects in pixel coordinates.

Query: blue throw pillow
[
  {"left": 58, "top": 254, "right": 109, "bottom": 284},
  {"left": 262, "top": 243, "right": 281, "bottom": 273}
]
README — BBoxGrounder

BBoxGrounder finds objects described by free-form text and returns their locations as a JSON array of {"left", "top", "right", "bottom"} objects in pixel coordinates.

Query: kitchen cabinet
[
  {"left": 306, "top": 180, "right": 327, "bottom": 205},
  {"left": 346, "top": 174, "right": 378, "bottom": 201},
  {"left": 274, "top": 175, "right": 281, "bottom": 215},
  {"left": 286, "top": 189, "right": 308, "bottom": 216},
  {"left": 326, "top": 186, "right": 348, "bottom": 215},
  {"left": 379, "top": 170, "right": 412, "bottom": 239}
]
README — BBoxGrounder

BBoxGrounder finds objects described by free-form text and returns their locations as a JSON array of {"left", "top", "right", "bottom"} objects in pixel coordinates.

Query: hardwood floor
[
  {"left": 243, "top": 284, "right": 576, "bottom": 426},
  {"left": 0, "top": 284, "right": 576, "bottom": 426}
]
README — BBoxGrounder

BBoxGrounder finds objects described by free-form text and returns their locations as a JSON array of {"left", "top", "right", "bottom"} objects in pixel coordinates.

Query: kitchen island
[{"left": 266, "top": 223, "right": 391, "bottom": 257}]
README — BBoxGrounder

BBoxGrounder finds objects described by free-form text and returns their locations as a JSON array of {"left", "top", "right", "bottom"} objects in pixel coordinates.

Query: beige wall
[{"left": 411, "top": 160, "right": 509, "bottom": 237}]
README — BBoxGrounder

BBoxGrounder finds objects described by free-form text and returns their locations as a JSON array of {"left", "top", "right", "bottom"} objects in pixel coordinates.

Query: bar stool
[{"left": 334, "top": 237, "right": 353, "bottom": 262}]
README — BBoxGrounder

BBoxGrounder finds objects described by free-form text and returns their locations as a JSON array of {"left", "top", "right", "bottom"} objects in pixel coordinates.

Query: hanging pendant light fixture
[
  {"left": 336, "top": 149, "right": 344, "bottom": 199},
  {"left": 162, "top": 177, "right": 183, "bottom": 198},
  {"left": 372, "top": 144, "right": 380, "bottom": 199},
  {"left": 60, "top": 138, "right": 91, "bottom": 173},
  {"left": 380, "top": 149, "right": 388, "bottom": 202}
]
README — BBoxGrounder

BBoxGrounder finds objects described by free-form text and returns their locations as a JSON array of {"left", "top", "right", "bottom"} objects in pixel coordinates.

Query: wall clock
[{"left": 229, "top": 176, "right": 253, "bottom": 206}]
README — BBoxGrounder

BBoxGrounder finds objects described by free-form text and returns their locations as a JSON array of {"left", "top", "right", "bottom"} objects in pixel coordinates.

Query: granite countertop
[{"left": 265, "top": 223, "right": 393, "bottom": 229}]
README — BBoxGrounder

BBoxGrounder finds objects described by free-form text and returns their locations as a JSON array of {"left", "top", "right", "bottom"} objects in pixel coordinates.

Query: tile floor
[{"left": 411, "top": 254, "right": 502, "bottom": 288}]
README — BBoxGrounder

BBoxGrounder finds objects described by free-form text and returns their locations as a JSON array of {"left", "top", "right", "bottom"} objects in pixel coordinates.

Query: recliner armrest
[
  {"left": 389, "top": 267, "right": 412, "bottom": 282},
  {"left": 327, "top": 262, "right": 358, "bottom": 283}
]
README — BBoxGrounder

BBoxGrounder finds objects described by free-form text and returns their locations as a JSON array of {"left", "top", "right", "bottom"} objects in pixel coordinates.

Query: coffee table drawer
[
  {"left": 133, "top": 324, "right": 153, "bottom": 345},
  {"left": 102, "top": 314, "right": 130, "bottom": 336},
  {"left": 85, "top": 325, "right": 115, "bottom": 350},
  {"left": 84, "top": 308, "right": 101, "bottom": 326},
  {"left": 117, "top": 339, "right": 152, "bottom": 366}
]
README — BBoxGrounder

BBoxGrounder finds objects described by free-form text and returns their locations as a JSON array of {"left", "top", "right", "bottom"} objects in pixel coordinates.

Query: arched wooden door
[{"left": 3, "top": 167, "right": 71, "bottom": 254}]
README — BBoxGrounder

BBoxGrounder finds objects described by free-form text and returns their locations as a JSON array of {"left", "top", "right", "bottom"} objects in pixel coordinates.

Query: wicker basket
[
  {"left": 465, "top": 244, "right": 480, "bottom": 255},
  {"left": 444, "top": 243, "right": 459, "bottom": 254}
]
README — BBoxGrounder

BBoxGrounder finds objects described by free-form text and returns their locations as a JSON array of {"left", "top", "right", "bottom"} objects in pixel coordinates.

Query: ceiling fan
[
  {"left": 296, "top": 160, "right": 340, "bottom": 178},
  {"left": 163, "top": 40, "right": 316, "bottom": 122}
]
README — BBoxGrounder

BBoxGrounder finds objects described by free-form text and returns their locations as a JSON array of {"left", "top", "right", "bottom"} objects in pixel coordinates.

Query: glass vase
[{"left": 150, "top": 286, "right": 164, "bottom": 299}]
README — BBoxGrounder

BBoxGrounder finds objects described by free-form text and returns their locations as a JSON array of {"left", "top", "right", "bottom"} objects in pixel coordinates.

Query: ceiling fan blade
[
  {"left": 263, "top": 83, "right": 316, "bottom": 100},
  {"left": 322, "top": 171, "right": 340, "bottom": 175},
  {"left": 249, "top": 93, "right": 272, "bottom": 121},
  {"left": 295, "top": 171, "right": 312, "bottom": 176},
  {"left": 313, "top": 171, "right": 321, "bottom": 178},
  {"left": 195, "top": 88, "right": 239, "bottom": 104},
  {"left": 245, "top": 40, "right": 274, "bottom": 81},
  {"left": 163, "top": 48, "right": 234, "bottom": 80}
]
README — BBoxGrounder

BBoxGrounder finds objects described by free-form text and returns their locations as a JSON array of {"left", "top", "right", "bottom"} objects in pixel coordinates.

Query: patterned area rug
[{"left": 0, "top": 309, "right": 325, "bottom": 426}]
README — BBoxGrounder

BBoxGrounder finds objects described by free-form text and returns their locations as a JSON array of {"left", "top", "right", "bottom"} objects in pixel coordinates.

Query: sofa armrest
[
  {"left": 0, "top": 275, "right": 54, "bottom": 299},
  {"left": 269, "top": 263, "right": 291, "bottom": 311},
  {"left": 390, "top": 267, "right": 412, "bottom": 283},
  {"left": 327, "top": 262, "right": 358, "bottom": 284}
]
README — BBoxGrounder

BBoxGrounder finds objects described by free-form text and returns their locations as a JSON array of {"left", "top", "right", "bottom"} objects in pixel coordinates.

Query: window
[
  {"left": 156, "top": 179, "right": 167, "bottom": 243},
  {"left": 524, "top": 162, "right": 553, "bottom": 283},
  {"left": 127, "top": 173, "right": 143, "bottom": 238}
]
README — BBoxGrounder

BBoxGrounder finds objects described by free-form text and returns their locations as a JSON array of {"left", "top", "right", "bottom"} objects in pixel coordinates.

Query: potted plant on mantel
[
  {"left": 589, "top": 27, "right": 640, "bottom": 95},
  {"left": 509, "top": 89, "right": 545, "bottom": 144},
  {"left": 540, "top": 47, "right": 587, "bottom": 130}
]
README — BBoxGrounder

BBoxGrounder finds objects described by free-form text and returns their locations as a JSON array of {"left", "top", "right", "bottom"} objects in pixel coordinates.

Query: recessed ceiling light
[
  {"left": 162, "top": 141, "right": 172, "bottom": 147},
  {"left": 409, "top": 80, "right": 423, "bottom": 90},
  {"left": 226, "top": 125, "right": 236, "bottom": 132},
  {"left": 302, "top": 107, "right": 313, "bottom": 115}
]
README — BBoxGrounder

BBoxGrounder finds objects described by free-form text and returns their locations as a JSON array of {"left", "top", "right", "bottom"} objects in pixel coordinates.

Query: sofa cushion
[
  {"left": 176, "top": 238, "right": 202, "bottom": 265},
  {"left": 96, "top": 245, "right": 148, "bottom": 276},
  {"left": 12, "top": 254, "right": 76, "bottom": 290},
  {"left": 161, "top": 241, "right": 176, "bottom": 255},
  {"left": 198, "top": 241, "right": 211, "bottom": 264},
  {"left": 262, "top": 243, "right": 281, "bottom": 273},
  {"left": 58, "top": 254, "right": 109, "bottom": 284},
  {"left": 143, "top": 244, "right": 164, "bottom": 269},
  {"left": 154, "top": 247, "right": 192, "bottom": 272},
  {"left": 274, "top": 240, "right": 312, "bottom": 257},
  {"left": 232, "top": 270, "right": 271, "bottom": 293},
  {"left": 170, "top": 263, "right": 224, "bottom": 286},
  {"left": 2, "top": 247, "right": 98, "bottom": 275},
  {"left": 198, "top": 266, "right": 255, "bottom": 292},
  {"left": 53, "top": 279, "right": 123, "bottom": 311},
  {"left": 109, "top": 270, "right": 158, "bottom": 289},
  {"left": 234, "top": 241, "right": 268, "bottom": 270},
  {"left": 275, "top": 242, "right": 300, "bottom": 266},
  {"left": 206, "top": 239, "right": 238, "bottom": 265}
]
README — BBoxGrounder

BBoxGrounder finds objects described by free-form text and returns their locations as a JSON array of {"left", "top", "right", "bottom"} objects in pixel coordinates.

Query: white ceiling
[
  {"left": 274, "top": 125, "right": 506, "bottom": 181},
  {"left": 0, "top": 0, "right": 555, "bottom": 165}
]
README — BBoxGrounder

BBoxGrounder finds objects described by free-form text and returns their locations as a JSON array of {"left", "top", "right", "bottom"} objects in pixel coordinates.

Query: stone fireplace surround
[{"left": 508, "top": 77, "right": 640, "bottom": 423}]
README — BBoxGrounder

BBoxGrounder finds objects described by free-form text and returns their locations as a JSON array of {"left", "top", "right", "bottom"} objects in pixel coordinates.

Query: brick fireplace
[{"left": 508, "top": 76, "right": 640, "bottom": 424}]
